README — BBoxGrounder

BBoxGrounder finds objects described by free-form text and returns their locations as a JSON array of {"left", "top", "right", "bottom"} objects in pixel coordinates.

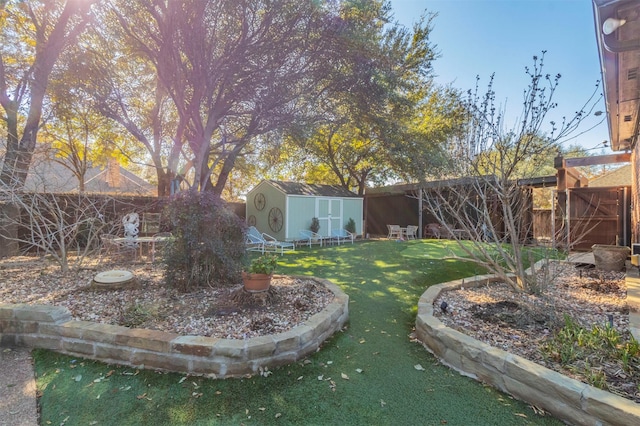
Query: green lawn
[{"left": 34, "top": 239, "right": 561, "bottom": 425}]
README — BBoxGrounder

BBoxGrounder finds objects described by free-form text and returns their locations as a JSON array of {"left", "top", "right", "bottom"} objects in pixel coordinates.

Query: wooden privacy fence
[
  {"left": 554, "top": 186, "right": 630, "bottom": 250},
  {"left": 0, "top": 193, "right": 247, "bottom": 256},
  {"left": 533, "top": 209, "right": 552, "bottom": 242}
]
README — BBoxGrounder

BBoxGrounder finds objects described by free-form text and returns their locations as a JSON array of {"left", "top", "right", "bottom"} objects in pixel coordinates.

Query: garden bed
[
  {"left": 431, "top": 262, "right": 637, "bottom": 402},
  {"left": 0, "top": 256, "right": 334, "bottom": 339}
]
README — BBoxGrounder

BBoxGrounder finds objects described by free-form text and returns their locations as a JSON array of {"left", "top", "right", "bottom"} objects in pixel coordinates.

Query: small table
[{"left": 113, "top": 236, "right": 170, "bottom": 262}]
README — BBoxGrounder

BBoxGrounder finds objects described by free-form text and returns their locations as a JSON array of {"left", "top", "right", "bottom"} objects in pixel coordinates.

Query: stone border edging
[
  {"left": 0, "top": 276, "right": 348, "bottom": 378},
  {"left": 415, "top": 262, "right": 640, "bottom": 425}
]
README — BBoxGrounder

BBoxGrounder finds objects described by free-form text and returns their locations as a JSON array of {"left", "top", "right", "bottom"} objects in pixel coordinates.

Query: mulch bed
[
  {"left": 433, "top": 261, "right": 639, "bottom": 402},
  {"left": 0, "top": 256, "right": 334, "bottom": 339}
]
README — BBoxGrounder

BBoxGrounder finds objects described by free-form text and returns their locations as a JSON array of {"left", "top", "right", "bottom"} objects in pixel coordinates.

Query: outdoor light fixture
[{"left": 603, "top": 17, "right": 627, "bottom": 35}]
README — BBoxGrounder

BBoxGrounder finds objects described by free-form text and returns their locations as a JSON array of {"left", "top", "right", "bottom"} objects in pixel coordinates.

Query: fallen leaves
[
  {"left": 414, "top": 364, "right": 425, "bottom": 371},
  {"left": 0, "top": 256, "right": 336, "bottom": 340},
  {"left": 433, "top": 263, "right": 636, "bottom": 401}
]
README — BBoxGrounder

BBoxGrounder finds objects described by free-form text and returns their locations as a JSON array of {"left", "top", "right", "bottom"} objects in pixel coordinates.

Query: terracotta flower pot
[{"left": 242, "top": 272, "right": 273, "bottom": 292}]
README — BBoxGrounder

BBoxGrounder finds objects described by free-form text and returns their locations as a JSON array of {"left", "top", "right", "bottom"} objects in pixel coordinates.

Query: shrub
[
  {"left": 310, "top": 217, "right": 320, "bottom": 233},
  {"left": 161, "top": 191, "right": 245, "bottom": 291},
  {"left": 345, "top": 217, "right": 356, "bottom": 234}
]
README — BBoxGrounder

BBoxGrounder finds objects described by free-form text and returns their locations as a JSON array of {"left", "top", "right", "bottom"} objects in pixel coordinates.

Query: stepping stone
[{"left": 92, "top": 270, "right": 136, "bottom": 290}]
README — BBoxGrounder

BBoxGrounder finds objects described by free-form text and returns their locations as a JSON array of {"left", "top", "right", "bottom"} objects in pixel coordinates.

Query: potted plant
[
  {"left": 310, "top": 217, "right": 320, "bottom": 234},
  {"left": 242, "top": 254, "right": 278, "bottom": 292},
  {"left": 345, "top": 217, "right": 356, "bottom": 234}
]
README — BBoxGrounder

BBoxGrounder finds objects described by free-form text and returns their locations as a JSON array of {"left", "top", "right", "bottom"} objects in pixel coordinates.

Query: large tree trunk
[
  {"left": 157, "top": 169, "right": 172, "bottom": 197},
  {"left": 1, "top": 107, "right": 44, "bottom": 187},
  {"left": 212, "top": 149, "right": 242, "bottom": 198}
]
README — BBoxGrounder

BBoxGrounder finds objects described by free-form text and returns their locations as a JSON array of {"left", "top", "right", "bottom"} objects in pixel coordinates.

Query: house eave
[{"left": 593, "top": 0, "right": 640, "bottom": 152}]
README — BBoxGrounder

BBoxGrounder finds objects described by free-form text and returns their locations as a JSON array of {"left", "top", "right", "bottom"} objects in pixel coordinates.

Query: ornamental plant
[
  {"left": 310, "top": 217, "right": 320, "bottom": 234},
  {"left": 161, "top": 191, "right": 245, "bottom": 291},
  {"left": 345, "top": 217, "right": 356, "bottom": 234},
  {"left": 247, "top": 254, "right": 278, "bottom": 275}
]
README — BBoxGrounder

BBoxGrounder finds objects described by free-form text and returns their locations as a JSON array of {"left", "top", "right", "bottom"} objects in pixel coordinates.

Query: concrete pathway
[
  {"left": 567, "top": 251, "right": 595, "bottom": 264},
  {"left": 0, "top": 348, "right": 38, "bottom": 426}
]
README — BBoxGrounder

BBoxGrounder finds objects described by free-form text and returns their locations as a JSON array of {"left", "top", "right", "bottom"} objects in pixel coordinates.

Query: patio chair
[
  {"left": 151, "top": 232, "right": 173, "bottom": 262},
  {"left": 331, "top": 228, "right": 355, "bottom": 245},
  {"left": 246, "top": 226, "right": 267, "bottom": 253},
  {"left": 387, "top": 224, "right": 402, "bottom": 240},
  {"left": 424, "top": 223, "right": 441, "bottom": 239},
  {"left": 142, "top": 212, "right": 161, "bottom": 235},
  {"left": 405, "top": 225, "right": 418, "bottom": 240},
  {"left": 262, "top": 232, "right": 295, "bottom": 254},
  {"left": 299, "top": 229, "right": 323, "bottom": 247},
  {"left": 99, "top": 233, "right": 137, "bottom": 263},
  {"left": 245, "top": 226, "right": 295, "bottom": 254}
]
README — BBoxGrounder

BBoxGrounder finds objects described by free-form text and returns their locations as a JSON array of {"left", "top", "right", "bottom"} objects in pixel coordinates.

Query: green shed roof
[{"left": 266, "top": 180, "right": 360, "bottom": 198}]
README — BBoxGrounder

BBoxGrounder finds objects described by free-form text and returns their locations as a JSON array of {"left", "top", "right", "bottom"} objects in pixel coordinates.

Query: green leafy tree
[
  {"left": 102, "top": 0, "right": 348, "bottom": 196},
  {"left": 281, "top": 4, "right": 464, "bottom": 193},
  {"left": 0, "top": 0, "right": 96, "bottom": 188},
  {"left": 40, "top": 58, "right": 131, "bottom": 192}
]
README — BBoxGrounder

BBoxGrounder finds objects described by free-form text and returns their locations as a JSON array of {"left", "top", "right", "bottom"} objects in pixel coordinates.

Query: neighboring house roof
[
  {"left": 265, "top": 180, "right": 360, "bottom": 198},
  {"left": 588, "top": 164, "right": 632, "bottom": 187},
  {"left": 22, "top": 153, "right": 156, "bottom": 195}
]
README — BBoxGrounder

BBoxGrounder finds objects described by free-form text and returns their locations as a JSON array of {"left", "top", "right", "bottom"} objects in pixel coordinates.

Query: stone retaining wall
[
  {"left": 416, "top": 271, "right": 640, "bottom": 426},
  {"left": 0, "top": 277, "right": 348, "bottom": 378}
]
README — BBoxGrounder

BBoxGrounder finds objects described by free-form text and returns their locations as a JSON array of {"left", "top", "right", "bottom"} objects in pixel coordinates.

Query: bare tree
[
  {"left": 0, "top": 189, "right": 117, "bottom": 272},
  {"left": 422, "top": 53, "right": 602, "bottom": 293}
]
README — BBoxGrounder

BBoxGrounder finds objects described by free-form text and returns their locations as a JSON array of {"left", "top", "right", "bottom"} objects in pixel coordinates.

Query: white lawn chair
[
  {"left": 405, "top": 225, "right": 418, "bottom": 240},
  {"left": 99, "top": 233, "right": 137, "bottom": 263},
  {"left": 387, "top": 224, "right": 402, "bottom": 239},
  {"left": 151, "top": 232, "right": 173, "bottom": 262},
  {"left": 246, "top": 226, "right": 267, "bottom": 253},
  {"left": 331, "top": 228, "right": 355, "bottom": 245},
  {"left": 262, "top": 232, "right": 295, "bottom": 254},
  {"left": 299, "top": 229, "right": 323, "bottom": 247}
]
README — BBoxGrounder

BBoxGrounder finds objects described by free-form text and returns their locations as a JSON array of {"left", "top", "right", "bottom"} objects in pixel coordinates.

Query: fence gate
[{"left": 554, "top": 186, "right": 630, "bottom": 250}]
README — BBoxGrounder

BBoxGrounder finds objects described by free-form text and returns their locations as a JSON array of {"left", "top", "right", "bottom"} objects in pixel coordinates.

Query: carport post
[{"left": 418, "top": 188, "right": 423, "bottom": 238}]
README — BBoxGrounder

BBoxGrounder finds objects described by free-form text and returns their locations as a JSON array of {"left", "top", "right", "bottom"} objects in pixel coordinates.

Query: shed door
[{"left": 317, "top": 198, "right": 342, "bottom": 237}]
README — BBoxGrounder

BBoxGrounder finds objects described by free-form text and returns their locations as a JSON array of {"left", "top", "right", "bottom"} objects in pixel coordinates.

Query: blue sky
[{"left": 387, "top": 0, "right": 610, "bottom": 153}]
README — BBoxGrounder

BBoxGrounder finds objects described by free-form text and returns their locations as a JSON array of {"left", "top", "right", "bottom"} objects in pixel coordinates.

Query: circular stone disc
[{"left": 94, "top": 270, "right": 134, "bottom": 284}]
